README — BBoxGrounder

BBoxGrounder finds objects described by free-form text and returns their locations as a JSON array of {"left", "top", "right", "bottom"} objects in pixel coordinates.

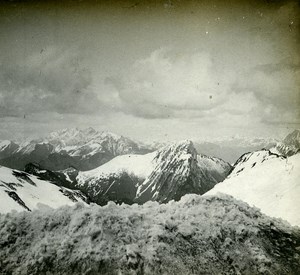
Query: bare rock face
[
  {"left": 270, "top": 130, "right": 300, "bottom": 157},
  {"left": 0, "top": 140, "right": 19, "bottom": 160},
  {"left": 136, "top": 140, "right": 221, "bottom": 203}
]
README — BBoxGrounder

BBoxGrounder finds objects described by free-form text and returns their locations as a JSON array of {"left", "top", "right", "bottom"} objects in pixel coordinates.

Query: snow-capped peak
[
  {"left": 47, "top": 127, "right": 97, "bottom": 147},
  {"left": 45, "top": 127, "right": 135, "bottom": 151},
  {"left": 0, "top": 128, "right": 154, "bottom": 171},
  {"left": 154, "top": 140, "right": 197, "bottom": 163}
]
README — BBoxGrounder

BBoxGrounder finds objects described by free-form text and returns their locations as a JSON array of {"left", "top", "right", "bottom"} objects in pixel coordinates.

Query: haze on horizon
[{"left": 0, "top": 0, "right": 299, "bottom": 142}]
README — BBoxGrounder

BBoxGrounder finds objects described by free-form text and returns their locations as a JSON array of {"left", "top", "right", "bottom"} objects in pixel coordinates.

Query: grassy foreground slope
[{"left": 0, "top": 194, "right": 300, "bottom": 275}]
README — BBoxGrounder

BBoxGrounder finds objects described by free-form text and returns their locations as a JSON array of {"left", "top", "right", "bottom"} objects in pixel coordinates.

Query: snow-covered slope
[
  {"left": 1, "top": 194, "right": 300, "bottom": 274},
  {"left": 205, "top": 150, "right": 300, "bottom": 226},
  {"left": 0, "top": 128, "right": 153, "bottom": 171},
  {"left": 197, "top": 154, "right": 232, "bottom": 182},
  {"left": 76, "top": 152, "right": 158, "bottom": 205},
  {"left": 0, "top": 165, "right": 88, "bottom": 213},
  {"left": 76, "top": 141, "right": 231, "bottom": 205},
  {"left": 78, "top": 151, "right": 157, "bottom": 182}
]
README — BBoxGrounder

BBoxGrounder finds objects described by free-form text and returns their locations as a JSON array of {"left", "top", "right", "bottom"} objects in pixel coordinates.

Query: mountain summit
[
  {"left": 77, "top": 140, "right": 232, "bottom": 204},
  {"left": 135, "top": 140, "right": 219, "bottom": 203}
]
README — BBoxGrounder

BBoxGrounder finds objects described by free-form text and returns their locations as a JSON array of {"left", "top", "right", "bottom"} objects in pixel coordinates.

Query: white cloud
[{"left": 103, "top": 48, "right": 262, "bottom": 121}]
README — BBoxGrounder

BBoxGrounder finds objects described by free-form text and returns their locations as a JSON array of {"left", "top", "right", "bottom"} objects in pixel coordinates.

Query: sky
[{"left": 0, "top": 0, "right": 299, "bottom": 142}]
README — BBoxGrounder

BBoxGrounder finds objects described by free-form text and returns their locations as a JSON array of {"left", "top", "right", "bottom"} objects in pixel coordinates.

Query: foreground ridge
[{"left": 0, "top": 194, "right": 299, "bottom": 274}]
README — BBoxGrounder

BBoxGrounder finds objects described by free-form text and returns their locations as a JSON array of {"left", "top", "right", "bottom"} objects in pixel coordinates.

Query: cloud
[
  {"left": 0, "top": 46, "right": 102, "bottom": 117},
  {"left": 103, "top": 46, "right": 299, "bottom": 128},
  {"left": 1, "top": 44, "right": 299, "bottom": 131},
  {"left": 105, "top": 48, "right": 238, "bottom": 118},
  {"left": 104, "top": 48, "right": 260, "bottom": 120},
  {"left": 235, "top": 63, "right": 300, "bottom": 124}
]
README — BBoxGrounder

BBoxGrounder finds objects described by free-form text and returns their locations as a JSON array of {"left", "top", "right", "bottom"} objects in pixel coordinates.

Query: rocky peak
[
  {"left": 0, "top": 140, "right": 19, "bottom": 154},
  {"left": 135, "top": 140, "right": 217, "bottom": 203},
  {"left": 283, "top": 129, "right": 300, "bottom": 148},
  {"left": 154, "top": 140, "right": 197, "bottom": 163},
  {"left": 269, "top": 129, "right": 300, "bottom": 157}
]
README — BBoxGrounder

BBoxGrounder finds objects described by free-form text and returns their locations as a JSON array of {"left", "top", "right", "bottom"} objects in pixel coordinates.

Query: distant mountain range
[
  {"left": 193, "top": 136, "right": 278, "bottom": 164},
  {"left": 0, "top": 128, "right": 152, "bottom": 171},
  {"left": 0, "top": 127, "right": 288, "bottom": 170}
]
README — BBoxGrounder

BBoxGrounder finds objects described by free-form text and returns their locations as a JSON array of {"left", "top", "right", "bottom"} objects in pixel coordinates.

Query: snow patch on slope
[
  {"left": 77, "top": 151, "right": 157, "bottom": 186},
  {"left": 0, "top": 165, "right": 87, "bottom": 213}
]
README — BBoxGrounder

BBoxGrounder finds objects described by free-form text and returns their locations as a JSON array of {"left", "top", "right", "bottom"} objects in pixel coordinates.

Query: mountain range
[
  {"left": 0, "top": 127, "right": 299, "bottom": 225},
  {"left": 0, "top": 128, "right": 152, "bottom": 171},
  {"left": 1, "top": 127, "right": 300, "bottom": 274},
  {"left": 194, "top": 136, "right": 278, "bottom": 164},
  {"left": 21, "top": 140, "right": 231, "bottom": 206},
  {"left": 0, "top": 128, "right": 287, "bottom": 171}
]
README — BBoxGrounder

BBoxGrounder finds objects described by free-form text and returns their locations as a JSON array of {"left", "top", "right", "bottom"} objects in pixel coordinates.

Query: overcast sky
[{"left": 0, "top": 0, "right": 299, "bottom": 142}]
